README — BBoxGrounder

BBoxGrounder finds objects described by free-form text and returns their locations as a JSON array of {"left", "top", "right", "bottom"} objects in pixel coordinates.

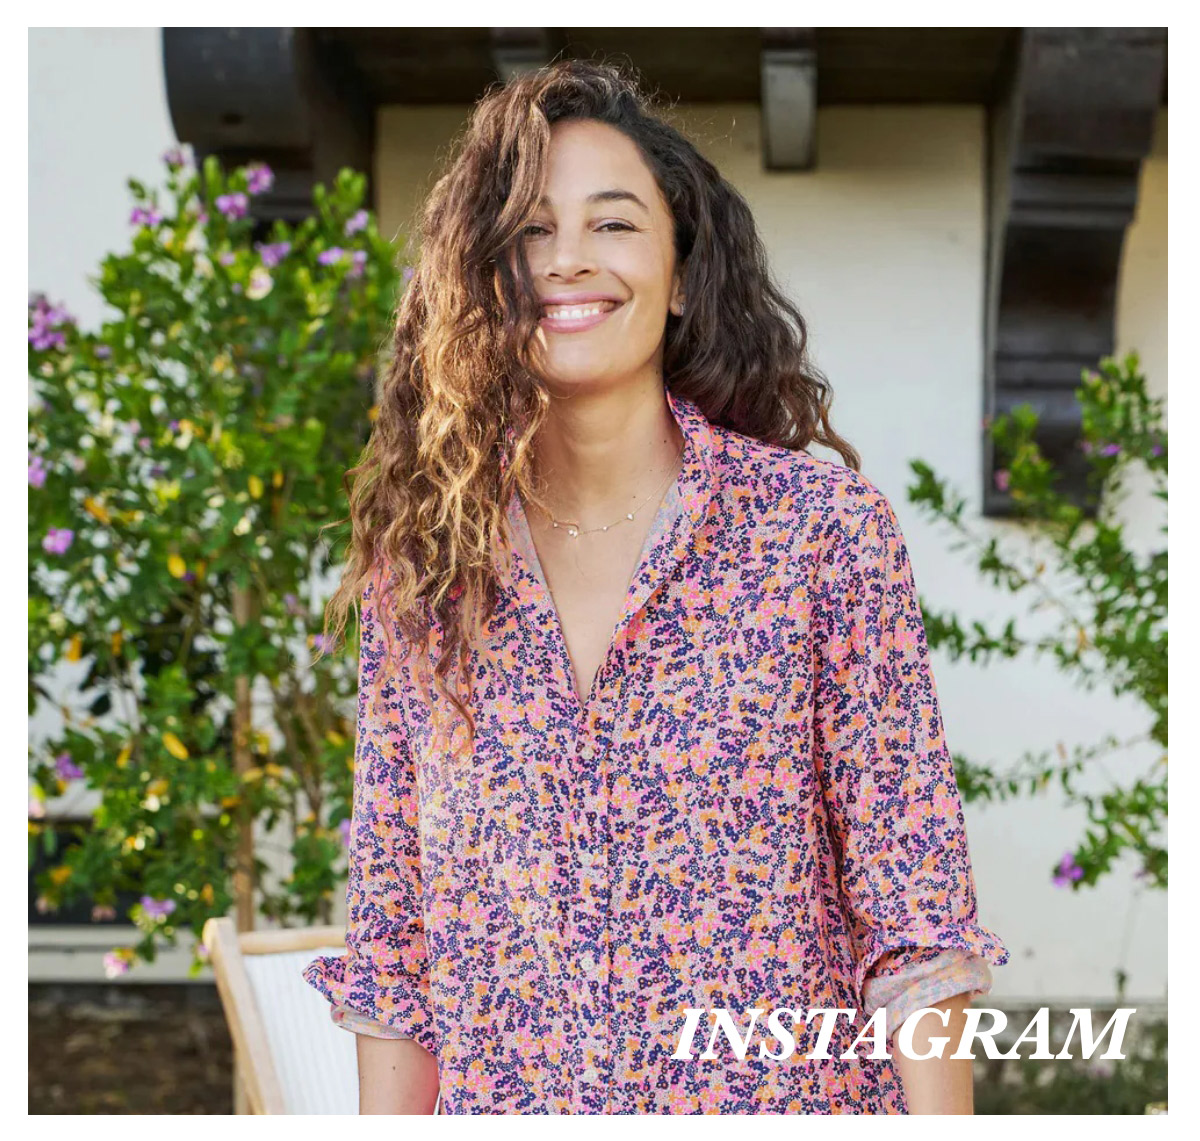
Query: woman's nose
[{"left": 544, "top": 230, "right": 595, "bottom": 279}]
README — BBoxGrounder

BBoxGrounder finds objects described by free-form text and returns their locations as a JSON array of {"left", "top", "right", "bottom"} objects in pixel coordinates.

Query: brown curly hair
[{"left": 319, "top": 57, "right": 860, "bottom": 757}]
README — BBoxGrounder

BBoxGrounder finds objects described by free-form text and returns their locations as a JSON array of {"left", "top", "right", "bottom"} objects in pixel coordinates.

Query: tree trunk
[{"left": 232, "top": 586, "right": 256, "bottom": 932}]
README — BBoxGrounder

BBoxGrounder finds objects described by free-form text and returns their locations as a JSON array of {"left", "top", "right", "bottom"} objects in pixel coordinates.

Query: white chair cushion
[{"left": 242, "top": 945, "right": 359, "bottom": 1114}]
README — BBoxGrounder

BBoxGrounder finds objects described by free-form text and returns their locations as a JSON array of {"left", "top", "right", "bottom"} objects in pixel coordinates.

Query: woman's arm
[
  {"left": 890, "top": 991, "right": 975, "bottom": 1114},
  {"left": 808, "top": 489, "right": 1008, "bottom": 1114},
  {"left": 302, "top": 576, "right": 441, "bottom": 1110},
  {"left": 356, "top": 1037, "right": 441, "bottom": 1115}
]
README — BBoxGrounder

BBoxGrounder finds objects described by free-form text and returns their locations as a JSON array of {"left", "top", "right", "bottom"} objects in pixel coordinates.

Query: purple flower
[
  {"left": 1081, "top": 440, "right": 1094, "bottom": 454},
  {"left": 283, "top": 592, "right": 305, "bottom": 616},
  {"left": 182, "top": 570, "right": 196, "bottom": 582},
  {"left": 140, "top": 895, "right": 176, "bottom": 921},
  {"left": 215, "top": 192, "right": 249, "bottom": 220},
  {"left": 162, "top": 146, "right": 188, "bottom": 169},
  {"left": 318, "top": 246, "right": 346, "bottom": 266},
  {"left": 94, "top": 344, "right": 112, "bottom": 359},
  {"left": 149, "top": 464, "right": 166, "bottom": 477},
  {"left": 1053, "top": 851, "right": 1085, "bottom": 888},
  {"left": 347, "top": 249, "right": 368, "bottom": 279},
  {"left": 1149, "top": 444, "right": 1163, "bottom": 457},
  {"left": 993, "top": 468, "right": 1010, "bottom": 492},
  {"left": 55, "top": 752, "right": 83, "bottom": 780},
  {"left": 168, "top": 419, "right": 180, "bottom": 431},
  {"left": 344, "top": 209, "right": 369, "bottom": 236},
  {"left": 28, "top": 295, "right": 75, "bottom": 351},
  {"left": 138, "top": 436, "right": 151, "bottom": 449},
  {"left": 28, "top": 454, "right": 47, "bottom": 488},
  {"left": 42, "top": 528, "right": 74, "bottom": 555},
  {"left": 255, "top": 240, "right": 291, "bottom": 268},
  {"left": 312, "top": 633, "right": 329, "bottom": 653},
  {"left": 245, "top": 163, "right": 274, "bottom": 195},
  {"left": 1101, "top": 443, "right": 1121, "bottom": 457},
  {"left": 197, "top": 941, "right": 210, "bottom": 962},
  {"left": 130, "top": 206, "right": 164, "bottom": 227},
  {"left": 402, "top": 266, "right": 415, "bottom": 284},
  {"left": 217, "top": 251, "right": 236, "bottom": 266},
  {"left": 339, "top": 818, "right": 352, "bottom": 846}
]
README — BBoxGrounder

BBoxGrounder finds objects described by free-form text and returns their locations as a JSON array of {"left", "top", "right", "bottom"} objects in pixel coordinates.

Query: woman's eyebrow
[{"left": 537, "top": 188, "right": 651, "bottom": 213}]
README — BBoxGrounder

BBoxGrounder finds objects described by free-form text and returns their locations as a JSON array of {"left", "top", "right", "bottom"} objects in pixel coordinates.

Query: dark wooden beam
[
  {"left": 162, "top": 28, "right": 375, "bottom": 234},
  {"left": 983, "top": 28, "right": 1166, "bottom": 517},
  {"left": 489, "top": 28, "right": 554, "bottom": 83},
  {"left": 760, "top": 29, "right": 817, "bottom": 171}
]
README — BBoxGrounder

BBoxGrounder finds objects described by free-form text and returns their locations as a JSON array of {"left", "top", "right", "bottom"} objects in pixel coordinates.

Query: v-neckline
[
  {"left": 494, "top": 388, "right": 721, "bottom": 721},
  {"left": 505, "top": 473, "right": 685, "bottom": 709}
]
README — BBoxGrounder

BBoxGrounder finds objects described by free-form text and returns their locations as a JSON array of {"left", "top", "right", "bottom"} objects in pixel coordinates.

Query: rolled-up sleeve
[
  {"left": 302, "top": 579, "right": 438, "bottom": 1055},
  {"left": 811, "top": 491, "right": 1009, "bottom": 999}
]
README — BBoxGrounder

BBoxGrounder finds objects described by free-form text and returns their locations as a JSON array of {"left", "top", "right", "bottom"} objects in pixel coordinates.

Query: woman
[{"left": 304, "top": 58, "right": 1008, "bottom": 1115}]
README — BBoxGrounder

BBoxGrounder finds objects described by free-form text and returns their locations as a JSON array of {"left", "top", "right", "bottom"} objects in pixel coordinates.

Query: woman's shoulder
[{"left": 710, "top": 421, "right": 893, "bottom": 541}]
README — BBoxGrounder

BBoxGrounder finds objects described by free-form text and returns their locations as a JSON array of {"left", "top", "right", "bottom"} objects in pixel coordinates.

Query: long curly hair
[{"left": 319, "top": 57, "right": 860, "bottom": 757}]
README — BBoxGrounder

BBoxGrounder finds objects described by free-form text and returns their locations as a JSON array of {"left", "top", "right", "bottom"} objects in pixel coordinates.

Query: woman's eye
[{"left": 522, "top": 221, "right": 634, "bottom": 237}]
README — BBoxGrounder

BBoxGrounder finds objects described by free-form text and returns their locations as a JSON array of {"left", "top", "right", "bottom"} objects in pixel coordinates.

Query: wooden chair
[{"left": 203, "top": 916, "right": 440, "bottom": 1114}]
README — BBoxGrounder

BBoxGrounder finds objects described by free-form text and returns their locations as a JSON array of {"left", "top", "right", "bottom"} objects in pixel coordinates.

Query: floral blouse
[{"left": 303, "top": 387, "right": 1008, "bottom": 1114}]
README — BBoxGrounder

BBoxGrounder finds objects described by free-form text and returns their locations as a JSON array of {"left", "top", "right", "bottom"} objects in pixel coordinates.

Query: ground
[{"left": 29, "top": 983, "right": 232, "bottom": 1114}]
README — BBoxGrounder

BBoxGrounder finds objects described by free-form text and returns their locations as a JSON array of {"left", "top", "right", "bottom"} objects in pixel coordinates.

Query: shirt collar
[{"left": 495, "top": 387, "right": 719, "bottom": 696}]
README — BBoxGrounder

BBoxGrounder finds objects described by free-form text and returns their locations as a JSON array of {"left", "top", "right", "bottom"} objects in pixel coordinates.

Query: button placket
[{"left": 571, "top": 692, "right": 614, "bottom": 1108}]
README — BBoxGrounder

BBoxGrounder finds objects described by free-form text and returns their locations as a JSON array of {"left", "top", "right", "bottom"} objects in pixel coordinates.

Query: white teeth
[{"left": 544, "top": 302, "right": 611, "bottom": 320}]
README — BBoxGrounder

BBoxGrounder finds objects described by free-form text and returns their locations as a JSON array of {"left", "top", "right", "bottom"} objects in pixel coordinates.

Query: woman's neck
[{"left": 527, "top": 378, "right": 684, "bottom": 522}]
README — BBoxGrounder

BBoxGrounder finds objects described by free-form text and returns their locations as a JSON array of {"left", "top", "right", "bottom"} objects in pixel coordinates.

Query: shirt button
[
  {"left": 580, "top": 954, "right": 597, "bottom": 973},
  {"left": 581, "top": 1066, "right": 600, "bottom": 1083},
  {"left": 579, "top": 743, "right": 595, "bottom": 761}
]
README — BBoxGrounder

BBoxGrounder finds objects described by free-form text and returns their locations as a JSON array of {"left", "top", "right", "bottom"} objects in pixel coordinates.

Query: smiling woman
[{"left": 302, "top": 58, "right": 1007, "bottom": 1116}]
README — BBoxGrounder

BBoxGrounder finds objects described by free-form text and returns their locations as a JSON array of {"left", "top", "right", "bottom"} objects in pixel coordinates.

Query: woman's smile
[{"left": 538, "top": 296, "right": 624, "bottom": 334}]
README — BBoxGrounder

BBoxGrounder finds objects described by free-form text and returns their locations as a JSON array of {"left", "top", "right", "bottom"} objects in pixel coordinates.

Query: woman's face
[{"left": 517, "top": 118, "right": 684, "bottom": 392}]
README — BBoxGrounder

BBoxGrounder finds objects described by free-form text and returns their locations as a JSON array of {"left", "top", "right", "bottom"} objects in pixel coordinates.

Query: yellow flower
[
  {"left": 368, "top": 404, "right": 380, "bottom": 423},
  {"left": 248, "top": 475, "right": 264, "bottom": 499},
  {"left": 167, "top": 553, "right": 187, "bottom": 579},
  {"left": 84, "top": 496, "right": 111, "bottom": 524},
  {"left": 146, "top": 779, "right": 169, "bottom": 798},
  {"left": 272, "top": 470, "right": 284, "bottom": 488},
  {"left": 49, "top": 865, "right": 73, "bottom": 885},
  {"left": 65, "top": 634, "right": 83, "bottom": 662},
  {"left": 325, "top": 730, "right": 346, "bottom": 747},
  {"left": 116, "top": 743, "right": 132, "bottom": 768},
  {"left": 162, "top": 732, "right": 189, "bottom": 760},
  {"left": 200, "top": 883, "right": 215, "bottom": 905},
  {"left": 220, "top": 795, "right": 240, "bottom": 808},
  {"left": 110, "top": 630, "right": 124, "bottom": 656}
]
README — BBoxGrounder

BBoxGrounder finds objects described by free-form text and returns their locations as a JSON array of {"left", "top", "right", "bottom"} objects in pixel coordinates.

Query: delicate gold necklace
[{"left": 533, "top": 442, "right": 686, "bottom": 539}]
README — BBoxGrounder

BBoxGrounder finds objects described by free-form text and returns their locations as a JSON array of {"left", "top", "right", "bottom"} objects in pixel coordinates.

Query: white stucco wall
[{"left": 29, "top": 30, "right": 1167, "bottom": 1001}]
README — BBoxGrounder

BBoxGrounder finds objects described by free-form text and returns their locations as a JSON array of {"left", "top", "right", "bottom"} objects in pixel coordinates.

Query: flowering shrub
[
  {"left": 28, "top": 147, "right": 407, "bottom": 974},
  {"left": 907, "top": 352, "right": 1167, "bottom": 891}
]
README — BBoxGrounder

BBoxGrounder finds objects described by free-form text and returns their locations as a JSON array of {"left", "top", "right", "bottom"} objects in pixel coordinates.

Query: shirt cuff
[
  {"left": 330, "top": 1003, "right": 415, "bottom": 1040},
  {"left": 861, "top": 947, "right": 994, "bottom": 1043}
]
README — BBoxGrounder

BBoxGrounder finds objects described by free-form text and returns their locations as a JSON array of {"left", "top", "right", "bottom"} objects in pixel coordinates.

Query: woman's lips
[{"left": 538, "top": 300, "right": 622, "bottom": 334}]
